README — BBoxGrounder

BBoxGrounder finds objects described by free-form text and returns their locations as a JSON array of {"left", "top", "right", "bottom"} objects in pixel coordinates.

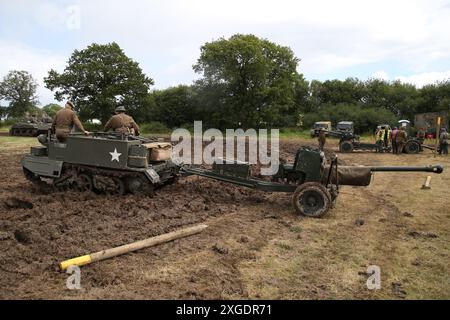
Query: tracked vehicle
[
  {"left": 22, "top": 132, "right": 179, "bottom": 194},
  {"left": 10, "top": 118, "right": 53, "bottom": 137}
]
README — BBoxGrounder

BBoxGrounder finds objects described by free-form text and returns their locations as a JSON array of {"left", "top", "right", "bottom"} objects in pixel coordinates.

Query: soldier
[
  {"left": 318, "top": 128, "right": 326, "bottom": 151},
  {"left": 439, "top": 128, "right": 449, "bottom": 156},
  {"left": 417, "top": 127, "right": 426, "bottom": 143},
  {"left": 52, "top": 101, "right": 89, "bottom": 142},
  {"left": 391, "top": 127, "right": 399, "bottom": 155},
  {"left": 103, "top": 106, "right": 140, "bottom": 136},
  {"left": 395, "top": 127, "right": 408, "bottom": 155}
]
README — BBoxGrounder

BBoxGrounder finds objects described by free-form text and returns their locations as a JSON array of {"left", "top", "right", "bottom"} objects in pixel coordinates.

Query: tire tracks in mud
[
  {"left": 0, "top": 151, "right": 293, "bottom": 299},
  {"left": 342, "top": 187, "right": 416, "bottom": 299}
]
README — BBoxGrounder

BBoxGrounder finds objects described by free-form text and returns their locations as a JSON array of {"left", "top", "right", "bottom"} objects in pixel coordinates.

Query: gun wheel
[
  {"left": 404, "top": 141, "right": 420, "bottom": 154},
  {"left": 292, "top": 182, "right": 332, "bottom": 218},
  {"left": 339, "top": 141, "right": 354, "bottom": 153}
]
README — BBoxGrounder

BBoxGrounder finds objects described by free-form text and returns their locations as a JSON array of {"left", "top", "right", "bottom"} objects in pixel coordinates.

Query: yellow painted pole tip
[{"left": 59, "top": 255, "right": 92, "bottom": 271}]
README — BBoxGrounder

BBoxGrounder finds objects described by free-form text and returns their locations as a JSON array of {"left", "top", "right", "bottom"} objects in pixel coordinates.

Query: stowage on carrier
[{"left": 22, "top": 132, "right": 179, "bottom": 195}]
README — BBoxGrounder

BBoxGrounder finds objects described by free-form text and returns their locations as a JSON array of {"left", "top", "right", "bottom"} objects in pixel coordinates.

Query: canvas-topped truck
[{"left": 310, "top": 121, "right": 332, "bottom": 137}]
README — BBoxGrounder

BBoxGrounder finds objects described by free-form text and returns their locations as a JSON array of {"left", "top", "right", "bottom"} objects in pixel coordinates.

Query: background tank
[
  {"left": 22, "top": 132, "right": 179, "bottom": 195},
  {"left": 9, "top": 117, "right": 53, "bottom": 137}
]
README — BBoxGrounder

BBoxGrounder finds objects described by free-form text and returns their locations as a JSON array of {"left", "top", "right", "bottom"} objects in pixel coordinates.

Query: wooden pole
[
  {"left": 422, "top": 176, "right": 432, "bottom": 190},
  {"left": 435, "top": 117, "right": 441, "bottom": 157},
  {"left": 59, "top": 224, "right": 208, "bottom": 270}
]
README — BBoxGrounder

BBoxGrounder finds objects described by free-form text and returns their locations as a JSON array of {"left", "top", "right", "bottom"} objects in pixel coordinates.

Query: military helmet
[
  {"left": 37, "top": 134, "right": 48, "bottom": 146},
  {"left": 115, "top": 106, "right": 126, "bottom": 113}
]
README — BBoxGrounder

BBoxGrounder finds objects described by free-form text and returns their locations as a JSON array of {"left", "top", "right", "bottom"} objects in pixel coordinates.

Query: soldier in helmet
[
  {"left": 103, "top": 105, "right": 140, "bottom": 136},
  {"left": 52, "top": 100, "right": 89, "bottom": 142}
]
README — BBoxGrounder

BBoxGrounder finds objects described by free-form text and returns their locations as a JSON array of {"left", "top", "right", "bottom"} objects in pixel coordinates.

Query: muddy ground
[{"left": 0, "top": 138, "right": 449, "bottom": 299}]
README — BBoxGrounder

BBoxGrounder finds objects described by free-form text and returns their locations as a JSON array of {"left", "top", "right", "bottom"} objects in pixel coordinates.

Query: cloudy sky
[{"left": 1, "top": 0, "right": 450, "bottom": 105}]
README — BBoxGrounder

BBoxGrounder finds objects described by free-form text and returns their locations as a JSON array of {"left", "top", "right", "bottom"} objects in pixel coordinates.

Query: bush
[
  {"left": 0, "top": 118, "right": 18, "bottom": 128},
  {"left": 83, "top": 122, "right": 103, "bottom": 132},
  {"left": 140, "top": 121, "right": 170, "bottom": 134}
]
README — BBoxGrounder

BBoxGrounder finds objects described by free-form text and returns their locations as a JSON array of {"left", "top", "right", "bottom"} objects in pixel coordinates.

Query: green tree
[
  {"left": 150, "top": 85, "right": 198, "bottom": 128},
  {"left": 362, "top": 78, "right": 391, "bottom": 108},
  {"left": 42, "top": 103, "right": 62, "bottom": 118},
  {"left": 193, "top": 34, "right": 301, "bottom": 128},
  {"left": 312, "top": 78, "right": 365, "bottom": 106},
  {"left": 0, "top": 70, "right": 39, "bottom": 118},
  {"left": 281, "top": 74, "right": 310, "bottom": 127},
  {"left": 386, "top": 81, "right": 419, "bottom": 119},
  {"left": 193, "top": 80, "right": 230, "bottom": 128},
  {"left": 44, "top": 42, "right": 153, "bottom": 124},
  {"left": 418, "top": 81, "right": 450, "bottom": 114}
]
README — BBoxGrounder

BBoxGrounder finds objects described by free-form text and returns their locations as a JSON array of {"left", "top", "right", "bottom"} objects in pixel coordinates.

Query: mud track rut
[{"left": 0, "top": 148, "right": 297, "bottom": 299}]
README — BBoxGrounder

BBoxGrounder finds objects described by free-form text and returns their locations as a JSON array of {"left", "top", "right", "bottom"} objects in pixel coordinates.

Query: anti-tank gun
[{"left": 182, "top": 147, "right": 443, "bottom": 218}]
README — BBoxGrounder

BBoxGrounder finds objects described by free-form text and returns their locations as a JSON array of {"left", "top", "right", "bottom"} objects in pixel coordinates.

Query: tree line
[{"left": 1, "top": 34, "right": 449, "bottom": 133}]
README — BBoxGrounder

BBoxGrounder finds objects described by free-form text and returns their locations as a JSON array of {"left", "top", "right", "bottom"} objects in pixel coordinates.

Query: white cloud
[
  {"left": 372, "top": 71, "right": 390, "bottom": 81},
  {"left": 0, "top": 41, "right": 66, "bottom": 106},
  {"left": 395, "top": 71, "right": 450, "bottom": 87},
  {"left": 370, "top": 70, "right": 450, "bottom": 87},
  {"left": 74, "top": 0, "right": 450, "bottom": 78},
  {"left": 2, "top": 0, "right": 450, "bottom": 98}
]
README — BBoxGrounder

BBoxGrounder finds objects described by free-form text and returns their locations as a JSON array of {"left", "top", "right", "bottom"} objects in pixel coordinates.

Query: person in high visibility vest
[
  {"left": 376, "top": 126, "right": 386, "bottom": 151},
  {"left": 384, "top": 127, "right": 391, "bottom": 150}
]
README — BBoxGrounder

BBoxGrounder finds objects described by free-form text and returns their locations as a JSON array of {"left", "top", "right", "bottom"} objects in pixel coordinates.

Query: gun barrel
[
  {"left": 369, "top": 165, "right": 443, "bottom": 174},
  {"left": 327, "top": 130, "right": 345, "bottom": 138}
]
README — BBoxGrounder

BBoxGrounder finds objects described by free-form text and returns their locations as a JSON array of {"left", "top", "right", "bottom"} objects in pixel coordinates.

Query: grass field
[{"left": 0, "top": 136, "right": 36, "bottom": 150}]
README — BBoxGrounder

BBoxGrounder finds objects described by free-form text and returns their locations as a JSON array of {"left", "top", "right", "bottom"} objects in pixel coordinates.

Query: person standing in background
[
  {"left": 391, "top": 127, "right": 399, "bottom": 155},
  {"left": 439, "top": 128, "right": 449, "bottom": 155},
  {"left": 376, "top": 126, "right": 385, "bottom": 151},
  {"left": 395, "top": 127, "right": 408, "bottom": 155},
  {"left": 318, "top": 128, "right": 326, "bottom": 151},
  {"left": 383, "top": 126, "right": 391, "bottom": 151}
]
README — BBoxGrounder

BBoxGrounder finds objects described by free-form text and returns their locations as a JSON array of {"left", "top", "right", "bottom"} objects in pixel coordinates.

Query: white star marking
[{"left": 109, "top": 148, "right": 122, "bottom": 162}]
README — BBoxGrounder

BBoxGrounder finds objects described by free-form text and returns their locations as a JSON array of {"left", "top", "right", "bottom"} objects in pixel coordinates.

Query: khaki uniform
[
  {"left": 104, "top": 113, "right": 140, "bottom": 135},
  {"left": 439, "top": 132, "right": 449, "bottom": 155},
  {"left": 52, "top": 108, "right": 85, "bottom": 142},
  {"left": 318, "top": 131, "right": 326, "bottom": 151},
  {"left": 395, "top": 130, "right": 407, "bottom": 154}
]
